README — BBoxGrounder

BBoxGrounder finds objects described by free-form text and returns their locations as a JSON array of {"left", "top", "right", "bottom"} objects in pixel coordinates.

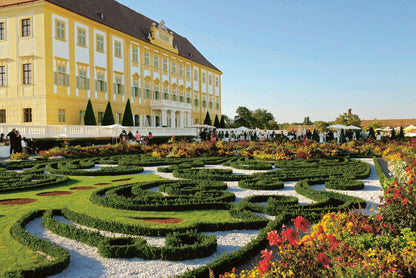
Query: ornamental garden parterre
[{"left": 0, "top": 139, "right": 415, "bottom": 277}]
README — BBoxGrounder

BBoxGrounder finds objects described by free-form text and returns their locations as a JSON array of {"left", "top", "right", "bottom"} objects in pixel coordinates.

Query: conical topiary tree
[
  {"left": 368, "top": 127, "right": 375, "bottom": 139},
  {"left": 399, "top": 126, "right": 404, "bottom": 140},
  {"left": 214, "top": 114, "right": 220, "bottom": 128},
  {"left": 102, "top": 101, "right": 115, "bottom": 125},
  {"left": 122, "top": 99, "right": 134, "bottom": 126},
  {"left": 312, "top": 129, "right": 319, "bottom": 142},
  {"left": 220, "top": 115, "right": 226, "bottom": 128},
  {"left": 391, "top": 128, "right": 396, "bottom": 140},
  {"left": 84, "top": 99, "right": 97, "bottom": 125},
  {"left": 204, "top": 111, "right": 212, "bottom": 126}
]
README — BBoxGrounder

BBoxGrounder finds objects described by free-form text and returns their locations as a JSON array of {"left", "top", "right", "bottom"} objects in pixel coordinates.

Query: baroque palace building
[{"left": 0, "top": 0, "right": 222, "bottom": 127}]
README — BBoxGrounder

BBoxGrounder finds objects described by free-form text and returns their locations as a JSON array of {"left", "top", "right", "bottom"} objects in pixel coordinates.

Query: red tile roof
[{"left": 45, "top": 0, "right": 220, "bottom": 72}]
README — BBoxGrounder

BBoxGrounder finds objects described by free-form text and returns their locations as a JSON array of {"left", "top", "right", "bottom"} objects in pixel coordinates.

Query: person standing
[
  {"left": 15, "top": 130, "right": 22, "bottom": 153},
  {"left": 7, "top": 128, "right": 16, "bottom": 154},
  {"left": 135, "top": 131, "right": 141, "bottom": 143}
]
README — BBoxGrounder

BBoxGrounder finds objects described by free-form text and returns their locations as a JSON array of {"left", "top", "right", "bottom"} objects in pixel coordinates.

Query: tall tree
[
  {"left": 312, "top": 129, "right": 320, "bottom": 142},
  {"left": 315, "top": 121, "right": 329, "bottom": 132},
  {"left": 214, "top": 114, "right": 220, "bottom": 128},
  {"left": 204, "top": 111, "right": 212, "bottom": 126},
  {"left": 220, "top": 115, "right": 226, "bottom": 128},
  {"left": 102, "top": 101, "right": 115, "bottom": 125},
  {"left": 391, "top": 128, "right": 396, "bottom": 140},
  {"left": 122, "top": 99, "right": 134, "bottom": 126},
  {"left": 84, "top": 99, "right": 97, "bottom": 125},
  {"left": 334, "top": 112, "right": 361, "bottom": 127}
]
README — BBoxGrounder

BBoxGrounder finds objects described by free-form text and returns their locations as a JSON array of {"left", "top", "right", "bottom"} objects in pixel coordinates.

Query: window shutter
[
  {"left": 66, "top": 74, "right": 70, "bottom": 87},
  {"left": 76, "top": 76, "right": 80, "bottom": 88},
  {"left": 95, "top": 80, "right": 99, "bottom": 91},
  {"left": 131, "top": 87, "right": 134, "bottom": 97},
  {"left": 121, "top": 85, "right": 124, "bottom": 95},
  {"left": 86, "top": 78, "right": 90, "bottom": 90},
  {"left": 114, "top": 83, "right": 117, "bottom": 94},
  {"left": 104, "top": 81, "right": 107, "bottom": 92}
]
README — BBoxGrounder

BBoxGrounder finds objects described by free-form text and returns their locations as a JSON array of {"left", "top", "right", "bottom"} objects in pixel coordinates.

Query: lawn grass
[{"left": 0, "top": 173, "right": 239, "bottom": 272}]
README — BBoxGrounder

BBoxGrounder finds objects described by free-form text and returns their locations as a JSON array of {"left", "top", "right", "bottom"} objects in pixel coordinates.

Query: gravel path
[{"left": 23, "top": 158, "right": 383, "bottom": 277}]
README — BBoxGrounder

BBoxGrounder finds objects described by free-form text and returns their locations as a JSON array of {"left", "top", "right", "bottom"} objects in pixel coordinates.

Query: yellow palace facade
[{"left": 0, "top": 0, "right": 222, "bottom": 128}]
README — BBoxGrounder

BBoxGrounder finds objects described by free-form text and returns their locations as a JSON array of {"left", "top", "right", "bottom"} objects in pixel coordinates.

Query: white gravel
[
  {"left": 23, "top": 158, "right": 383, "bottom": 277},
  {"left": 25, "top": 217, "right": 258, "bottom": 278}
]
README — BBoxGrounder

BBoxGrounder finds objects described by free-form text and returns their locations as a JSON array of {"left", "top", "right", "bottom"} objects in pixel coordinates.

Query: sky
[{"left": 118, "top": 0, "right": 416, "bottom": 123}]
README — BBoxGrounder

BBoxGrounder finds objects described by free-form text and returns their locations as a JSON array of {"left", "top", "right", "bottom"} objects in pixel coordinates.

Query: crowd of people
[
  {"left": 118, "top": 129, "right": 153, "bottom": 145},
  {"left": 0, "top": 129, "right": 38, "bottom": 155}
]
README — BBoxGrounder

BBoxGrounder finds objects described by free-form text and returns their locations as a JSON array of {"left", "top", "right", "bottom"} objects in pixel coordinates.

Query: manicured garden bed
[{"left": 1, "top": 140, "right": 411, "bottom": 277}]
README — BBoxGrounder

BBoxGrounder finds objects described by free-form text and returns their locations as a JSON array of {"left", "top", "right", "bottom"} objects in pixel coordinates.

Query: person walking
[{"left": 15, "top": 130, "right": 23, "bottom": 153}]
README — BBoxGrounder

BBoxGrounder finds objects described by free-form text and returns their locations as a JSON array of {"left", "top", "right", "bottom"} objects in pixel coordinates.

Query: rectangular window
[
  {"left": 144, "top": 52, "right": 150, "bottom": 65},
  {"left": 23, "top": 108, "right": 32, "bottom": 122},
  {"left": 0, "top": 22, "right": 4, "bottom": 40},
  {"left": 116, "top": 113, "right": 122, "bottom": 124},
  {"left": 0, "top": 109, "right": 5, "bottom": 123},
  {"left": 202, "top": 72, "right": 206, "bottom": 83},
  {"left": 96, "top": 34, "right": 104, "bottom": 52},
  {"left": 171, "top": 62, "right": 176, "bottom": 74},
  {"left": 154, "top": 86, "right": 160, "bottom": 100},
  {"left": 215, "top": 77, "right": 219, "bottom": 87},
  {"left": 179, "top": 92, "right": 184, "bottom": 102},
  {"left": 216, "top": 101, "right": 220, "bottom": 110},
  {"left": 202, "top": 99, "right": 207, "bottom": 108},
  {"left": 179, "top": 64, "right": 184, "bottom": 76},
  {"left": 172, "top": 90, "right": 177, "bottom": 101},
  {"left": 0, "top": 66, "right": 5, "bottom": 86},
  {"left": 58, "top": 109, "right": 66, "bottom": 123},
  {"left": 78, "top": 28, "right": 86, "bottom": 47},
  {"left": 163, "top": 87, "right": 169, "bottom": 100},
  {"left": 194, "top": 98, "right": 199, "bottom": 107},
  {"left": 194, "top": 69, "right": 198, "bottom": 81},
  {"left": 186, "top": 93, "right": 191, "bottom": 104},
  {"left": 115, "top": 77, "right": 123, "bottom": 94},
  {"left": 163, "top": 58, "right": 168, "bottom": 71},
  {"left": 208, "top": 74, "right": 212, "bottom": 85},
  {"left": 55, "top": 65, "right": 67, "bottom": 86},
  {"left": 153, "top": 55, "right": 159, "bottom": 68},
  {"left": 78, "top": 70, "right": 88, "bottom": 90},
  {"left": 22, "top": 18, "right": 30, "bottom": 37},
  {"left": 144, "top": 84, "right": 151, "bottom": 99},
  {"left": 23, "top": 63, "right": 32, "bottom": 84},
  {"left": 56, "top": 21, "right": 65, "bottom": 40},
  {"left": 96, "top": 73, "right": 106, "bottom": 92},
  {"left": 132, "top": 47, "right": 138, "bottom": 62},
  {"left": 132, "top": 81, "right": 140, "bottom": 97},
  {"left": 114, "top": 41, "right": 122, "bottom": 57},
  {"left": 98, "top": 111, "right": 103, "bottom": 125},
  {"left": 186, "top": 66, "right": 191, "bottom": 78},
  {"left": 209, "top": 100, "right": 213, "bottom": 109}
]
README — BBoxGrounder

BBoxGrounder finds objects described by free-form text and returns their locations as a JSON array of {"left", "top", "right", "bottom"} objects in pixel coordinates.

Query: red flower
[
  {"left": 267, "top": 230, "right": 279, "bottom": 246},
  {"left": 376, "top": 214, "right": 382, "bottom": 221},
  {"left": 261, "top": 249, "right": 273, "bottom": 261},
  {"left": 283, "top": 228, "right": 299, "bottom": 246},
  {"left": 316, "top": 252, "right": 330, "bottom": 268},
  {"left": 258, "top": 258, "right": 272, "bottom": 275},
  {"left": 328, "top": 234, "right": 340, "bottom": 251},
  {"left": 294, "top": 215, "right": 309, "bottom": 232},
  {"left": 402, "top": 197, "right": 409, "bottom": 205}
]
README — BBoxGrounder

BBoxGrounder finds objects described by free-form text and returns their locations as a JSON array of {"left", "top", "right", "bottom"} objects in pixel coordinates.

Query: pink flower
[{"left": 294, "top": 215, "right": 309, "bottom": 232}]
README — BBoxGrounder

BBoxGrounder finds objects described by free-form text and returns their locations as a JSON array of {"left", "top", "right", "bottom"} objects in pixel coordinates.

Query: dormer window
[{"left": 97, "top": 12, "right": 104, "bottom": 19}]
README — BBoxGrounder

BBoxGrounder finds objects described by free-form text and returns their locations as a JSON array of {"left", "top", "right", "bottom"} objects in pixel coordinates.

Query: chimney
[{"left": 348, "top": 109, "right": 352, "bottom": 116}]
